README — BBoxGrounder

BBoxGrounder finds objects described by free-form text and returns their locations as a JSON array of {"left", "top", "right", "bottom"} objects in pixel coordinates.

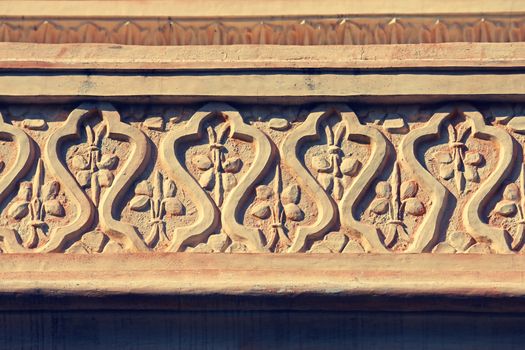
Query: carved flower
[
  {"left": 369, "top": 180, "right": 425, "bottom": 217},
  {"left": 313, "top": 123, "right": 361, "bottom": 200}
]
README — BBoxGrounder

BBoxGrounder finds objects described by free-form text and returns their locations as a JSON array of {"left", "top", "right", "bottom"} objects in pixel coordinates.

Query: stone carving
[
  {"left": 368, "top": 163, "right": 426, "bottom": 249},
  {"left": 0, "top": 102, "right": 523, "bottom": 254},
  {"left": 2, "top": 16, "right": 524, "bottom": 45}
]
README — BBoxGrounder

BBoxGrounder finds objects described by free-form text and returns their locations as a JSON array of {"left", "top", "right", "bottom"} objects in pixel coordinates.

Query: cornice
[{"left": 0, "top": 1, "right": 524, "bottom": 45}]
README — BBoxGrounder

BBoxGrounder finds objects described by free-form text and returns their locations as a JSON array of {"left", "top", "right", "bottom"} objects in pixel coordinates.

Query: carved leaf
[
  {"left": 464, "top": 165, "right": 480, "bottom": 183},
  {"left": 76, "top": 170, "right": 91, "bottom": 187},
  {"left": 494, "top": 200, "right": 517, "bottom": 217},
  {"left": 256, "top": 185, "right": 273, "bottom": 200},
  {"left": 98, "top": 154, "right": 119, "bottom": 170},
  {"left": 341, "top": 158, "right": 361, "bottom": 177},
  {"left": 44, "top": 199, "right": 65, "bottom": 217},
  {"left": 404, "top": 198, "right": 425, "bottom": 216},
  {"left": 400, "top": 180, "right": 418, "bottom": 199},
  {"left": 42, "top": 181, "right": 60, "bottom": 200},
  {"left": 223, "top": 173, "right": 237, "bottom": 192},
  {"left": 97, "top": 169, "right": 114, "bottom": 187},
  {"left": 130, "top": 195, "right": 150, "bottom": 211},
  {"left": 439, "top": 164, "right": 454, "bottom": 180},
  {"left": 312, "top": 156, "right": 331, "bottom": 172},
  {"left": 318, "top": 172, "right": 333, "bottom": 192},
  {"left": 250, "top": 203, "right": 271, "bottom": 219},
  {"left": 163, "top": 179, "right": 176, "bottom": 197},
  {"left": 282, "top": 184, "right": 300, "bottom": 204},
  {"left": 369, "top": 198, "right": 389, "bottom": 215},
  {"left": 135, "top": 180, "right": 153, "bottom": 196},
  {"left": 284, "top": 203, "right": 304, "bottom": 221},
  {"left": 503, "top": 183, "right": 520, "bottom": 201},
  {"left": 72, "top": 155, "right": 89, "bottom": 170},
  {"left": 464, "top": 152, "right": 483, "bottom": 166},
  {"left": 223, "top": 157, "right": 242, "bottom": 173},
  {"left": 8, "top": 200, "right": 29, "bottom": 220},
  {"left": 375, "top": 181, "right": 391, "bottom": 199},
  {"left": 199, "top": 169, "right": 215, "bottom": 190},
  {"left": 192, "top": 154, "right": 213, "bottom": 171},
  {"left": 164, "top": 197, "right": 184, "bottom": 216},
  {"left": 435, "top": 151, "right": 453, "bottom": 164}
]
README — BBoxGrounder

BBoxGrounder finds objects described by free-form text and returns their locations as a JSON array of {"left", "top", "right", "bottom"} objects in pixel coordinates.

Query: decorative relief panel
[{"left": 0, "top": 102, "right": 524, "bottom": 254}]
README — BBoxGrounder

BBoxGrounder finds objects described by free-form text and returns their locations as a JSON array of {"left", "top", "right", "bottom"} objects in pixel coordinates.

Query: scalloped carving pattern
[
  {"left": 0, "top": 16, "right": 524, "bottom": 45},
  {"left": 0, "top": 102, "right": 523, "bottom": 254}
]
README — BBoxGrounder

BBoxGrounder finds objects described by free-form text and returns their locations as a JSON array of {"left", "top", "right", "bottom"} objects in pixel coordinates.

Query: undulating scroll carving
[{"left": 0, "top": 102, "right": 522, "bottom": 254}]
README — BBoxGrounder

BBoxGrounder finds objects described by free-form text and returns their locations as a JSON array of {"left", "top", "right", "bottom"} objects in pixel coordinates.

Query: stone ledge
[
  {"left": 0, "top": 254, "right": 523, "bottom": 311},
  {"left": 1, "top": 43, "right": 525, "bottom": 71}
]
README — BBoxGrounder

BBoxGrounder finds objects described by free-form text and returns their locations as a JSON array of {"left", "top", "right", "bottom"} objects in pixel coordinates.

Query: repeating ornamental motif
[{"left": 0, "top": 102, "right": 522, "bottom": 254}]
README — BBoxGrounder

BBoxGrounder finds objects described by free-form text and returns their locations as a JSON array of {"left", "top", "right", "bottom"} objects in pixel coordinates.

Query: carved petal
[
  {"left": 164, "top": 179, "right": 177, "bottom": 197},
  {"left": 282, "top": 184, "right": 300, "bottom": 204},
  {"left": 464, "top": 152, "right": 483, "bottom": 166},
  {"left": 135, "top": 180, "right": 153, "bottom": 196},
  {"left": 98, "top": 154, "right": 119, "bottom": 170},
  {"left": 223, "top": 157, "right": 242, "bottom": 173},
  {"left": 432, "top": 242, "right": 456, "bottom": 254},
  {"left": 8, "top": 200, "right": 29, "bottom": 220},
  {"left": 130, "top": 195, "right": 150, "bottom": 211},
  {"left": 76, "top": 170, "right": 92, "bottom": 188},
  {"left": 250, "top": 203, "right": 271, "bottom": 219},
  {"left": 494, "top": 200, "right": 517, "bottom": 217},
  {"left": 507, "top": 116, "right": 525, "bottom": 133},
  {"left": 404, "top": 198, "right": 426, "bottom": 216},
  {"left": 317, "top": 172, "right": 333, "bottom": 192},
  {"left": 72, "top": 155, "right": 89, "bottom": 170},
  {"left": 44, "top": 199, "right": 65, "bottom": 217},
  {"left": 223, "top": 173, "right": 237, "bottom": 192},
  {"left": 435, "top": 151, "right": 453, "bottom": 164},
  {"left": 164, "top": 197, "right": 184, "bottom": 216},
  {"left": 199, "top": 169, "right": 214, "bottom": 190},
  {"left": 284, "top": 203, "right": 304, "bottom": 221},
  {"left": 400, "top": 180, "right": 418, "bottom": 199},
  {"left": 369, "top": 197, "right": 389, "bottom": 215},
  {"left": 42, "top": 181, "right": 60, "bottom": 200},
  {"left": 375, "top": 181, "right": 391, "bottom": 198},
  {"left": 192, "top": 154, "right": 213, "bottom": 171},
  {"left": 255, "top": 185, "right": 273, "bottom": 200},
  {"left": 341, "top": 158, "right": 361, "bottom": 177},
  {"left": 97, "top": 169, "right": 114, "bottom": 187},
  {"left": 464, "top": 165, "right": 479, "bottom": 183},
  {"left": 439, "top": 164, "right": 454, "bottom": 180},
  {"left": 503, "top": 183, "right": 520, "bottom": 201},
  {"left": 16, "top": 182, "right": 32, "bottom": 201},
  {"left": 312, "top": 155, "right": 331, "bottom": 172}
]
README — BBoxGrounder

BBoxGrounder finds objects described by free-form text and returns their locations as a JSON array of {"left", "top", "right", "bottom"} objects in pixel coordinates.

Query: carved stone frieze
[
  {"left": 1, "top": 15, "right": 525, "bottom": 46},
  {"left": 0, "top": 102, "right": 524, "bottom": 254}
]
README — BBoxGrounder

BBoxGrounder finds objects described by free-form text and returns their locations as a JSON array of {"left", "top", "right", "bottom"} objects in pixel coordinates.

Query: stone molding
[
  {"left": 0, "top": 1, "right": 524, "bottom": 45},
  {"left": 1, "top": 1, "right": 525, "bottom": 309}
]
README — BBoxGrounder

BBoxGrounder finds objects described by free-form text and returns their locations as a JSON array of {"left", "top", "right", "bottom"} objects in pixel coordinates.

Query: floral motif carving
[
  {"left": 368, "top": 162, "right": 426, "bottom": 249},
  {"left": 312, "top": 123, "right": 361, "bottom": 200},
  {"left": 7, "top": 160, "right": 65, "bottom": 248},
  {"left": 129, "top": 171, "right": 184, "bottom": 247},
  {"left": 70, "top": 122, "right": 119, "bottom": 206},
  {"left": 250, "top": 165, "right": 304, "bottom": 251},
  {"left": 0, "top": 102, "right": 522, "bottom": 255}
]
